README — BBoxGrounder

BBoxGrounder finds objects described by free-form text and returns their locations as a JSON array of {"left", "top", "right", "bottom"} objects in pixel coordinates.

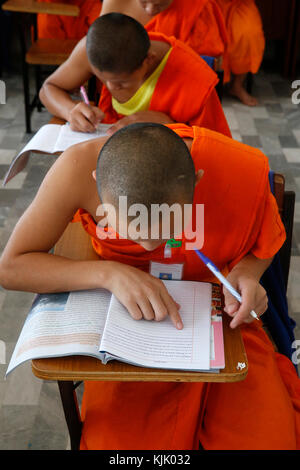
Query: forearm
[
  {"left": 0, "top": 252, "right": 114, "bottom": 294},
  {"left": 134, "top": 110, "right": 174, "bottom": 124},
  {"left": 230, "top": 253, "right": 273, "bottom": 281},
  {"left": 39, "top": 83, "right": 78, "bottom": 121}
]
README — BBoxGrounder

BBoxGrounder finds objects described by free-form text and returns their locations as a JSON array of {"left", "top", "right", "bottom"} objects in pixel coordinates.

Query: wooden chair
[
  {"left": 2, "top": 0, "right": 80, "bottom": 133},
  {"left": 272, "top": 173, "right": 295, "bottom": 291}
]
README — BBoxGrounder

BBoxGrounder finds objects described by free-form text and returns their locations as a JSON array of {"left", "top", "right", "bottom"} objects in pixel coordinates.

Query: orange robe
[
  {"left": 37, "top": 0, "right": 102, "bottom": 40},
  {"left": 145, "top": 0, "right": 228, "bottom": 59},
  {"left": 216, "top": 0, "right": 265, "bottom": 82},
  {"left": 98, "top": 32, "right": 231, "bottom": 137},
  {"left": 74, "top": 125, "right": 300, "bottom": 450}
]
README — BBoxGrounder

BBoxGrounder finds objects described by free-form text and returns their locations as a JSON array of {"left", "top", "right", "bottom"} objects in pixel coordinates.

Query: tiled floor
[{"left": 0, "top": 71, "right": 299, "bottom": 450}]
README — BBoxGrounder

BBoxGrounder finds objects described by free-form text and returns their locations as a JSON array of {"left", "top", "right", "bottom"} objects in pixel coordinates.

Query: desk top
[
  {"left": 2, "top": 0, "right": 80, "bottom": 16},
  {"left": 32, "top": 222, "right": 248, "bottom": 383}
]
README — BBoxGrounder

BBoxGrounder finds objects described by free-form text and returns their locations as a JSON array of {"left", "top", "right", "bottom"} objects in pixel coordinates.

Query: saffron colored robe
[
  {"left": 74, "top": 124, "right": 300, "bottom": 450},
  {"left": 145, "top": 0, "right": 228, "bottom": 59},
  {"left": 37, "top": 0, "right": 102, "bottom": 40},
  {"left": 216, "top": 0, "right": 265, "bottom": 82},
  {"left": 98, "top": 32, "right": 231, "bottom": 137}
]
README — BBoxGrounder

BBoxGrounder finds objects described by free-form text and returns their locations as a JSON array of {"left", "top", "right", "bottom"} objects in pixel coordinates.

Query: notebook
[{"left": 3, "top": 122, "right": 112, "bottom": 185}]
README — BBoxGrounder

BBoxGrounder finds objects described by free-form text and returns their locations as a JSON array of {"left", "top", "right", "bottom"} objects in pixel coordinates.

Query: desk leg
[{"left": 58, "top": 381, "right": 83, "bottom": 451}]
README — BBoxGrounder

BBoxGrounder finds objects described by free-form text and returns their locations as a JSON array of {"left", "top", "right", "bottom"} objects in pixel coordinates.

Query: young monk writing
[
  {"left": 0, "top": 123, "right": 299, "bottom": 450},
  {"left": 217, "top": 0, "right": 265, "bottom": 106},
  {"left": 37, "top": 0, "right": 102, "bottom": 40},
  {"left": 100, "top": 0, "right": 228, "bottom": 59},
  {"left": 39, "top": 14, "right": 231, "bottom": 137}
]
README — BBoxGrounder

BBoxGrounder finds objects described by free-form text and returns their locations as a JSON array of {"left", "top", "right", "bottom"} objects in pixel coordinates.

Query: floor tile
[{"left": 0, "top": 70, "right": 299, "bottom": 449}]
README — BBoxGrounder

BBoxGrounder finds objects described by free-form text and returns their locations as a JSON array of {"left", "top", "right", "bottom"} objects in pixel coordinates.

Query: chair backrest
[
  {"left": 272, "top": 173, "right": 295, "bottom": 291},
  {"left": 260, "top": 172, "right": 297, "bottom": 365}
]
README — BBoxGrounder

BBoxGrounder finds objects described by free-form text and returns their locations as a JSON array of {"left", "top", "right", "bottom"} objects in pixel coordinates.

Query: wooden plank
[{"left": 2, "top": 0, "right": 79, "bottom": 16}]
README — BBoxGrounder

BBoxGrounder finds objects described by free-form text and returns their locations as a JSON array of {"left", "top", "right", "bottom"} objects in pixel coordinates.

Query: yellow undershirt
[{"left": 112, "top": 48, "right": 172, "bottom": 116}]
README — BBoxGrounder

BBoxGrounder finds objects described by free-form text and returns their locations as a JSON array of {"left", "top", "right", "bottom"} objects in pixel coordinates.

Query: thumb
[{"left": 223, "top": 289, "right": 239, "bottom": 316}]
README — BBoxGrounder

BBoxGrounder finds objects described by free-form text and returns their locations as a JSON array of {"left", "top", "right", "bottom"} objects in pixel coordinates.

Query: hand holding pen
[
  {"left": 195, "top": 250, "right": 268, "bottom": 329},
  {"left": 67, "top": 86, "right": 104, "bottom": 133}
]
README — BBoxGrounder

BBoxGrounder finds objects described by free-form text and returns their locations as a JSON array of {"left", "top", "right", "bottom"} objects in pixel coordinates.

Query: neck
[{"left": 144, "top": 40, "right": 171, "bottom": 78}]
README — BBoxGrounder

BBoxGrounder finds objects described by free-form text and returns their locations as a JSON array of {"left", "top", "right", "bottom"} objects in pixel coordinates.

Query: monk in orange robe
[
  {"left": 39, "top": 14, "right": 231, "bottom": 138},
  {"left": 37, "top": 0, "right": 102, "bottom": 40},
  {"left": 216, "top": 0, "right": 265, "bottom": 106},
  {"left": 0, "top": 122, "right": 299, "bottom": 450},
  {"left": 100, "top": 0, "right": 228, "bottom": 59}
]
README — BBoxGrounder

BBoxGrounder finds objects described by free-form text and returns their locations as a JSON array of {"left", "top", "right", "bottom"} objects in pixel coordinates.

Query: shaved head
[
  {"left": 96, "top": 123, "right": 195, "bottom": 210},
  {"left": 86, "top": 13, "right": 150, "bottom": 74}
]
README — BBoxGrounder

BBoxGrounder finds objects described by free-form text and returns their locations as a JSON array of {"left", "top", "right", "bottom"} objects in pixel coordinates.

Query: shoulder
[
  {"left": 45, "top": 137, "right": 108, "bottom": 204},
  {"left": 193, "top": 127, "right": 268, "bottom": 165},
  {"left": 153, "top": 33, "right": 218, "bottom": 85},
  {"left": 191, "top": 127, "right": 269, "bottom": 191},
  {"left": 57, "top": 137, "right": 108, "bottom": 177}
]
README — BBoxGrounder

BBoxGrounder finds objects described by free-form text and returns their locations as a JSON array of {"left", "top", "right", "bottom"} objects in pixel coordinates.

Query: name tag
[{"left": 150, "top": 261, "right": 184, "bottom": 280}]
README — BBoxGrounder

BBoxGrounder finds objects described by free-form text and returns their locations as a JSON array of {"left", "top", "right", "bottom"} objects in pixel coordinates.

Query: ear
[
  {"left": 92, "top": 170, "right": 97, "bottom": 181},
  {"left": 195, "top": 169, "right": 204, "bottom": 186}
]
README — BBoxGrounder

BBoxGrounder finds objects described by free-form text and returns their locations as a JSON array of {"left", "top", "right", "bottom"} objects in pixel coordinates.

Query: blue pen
[{"left": 195, "top": 250, "right": 259, "bottom": 321}]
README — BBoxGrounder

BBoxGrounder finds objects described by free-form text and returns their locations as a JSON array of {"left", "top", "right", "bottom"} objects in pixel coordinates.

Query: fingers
[
  {"left": 69, "top": 103, "right": 104, "bottom": 133},
  {"left": 160, "top": 288, "right": 183, "bottom": 330},
  {"left": 106, "top": 117, "right": 135, "bottom": 136},
  {"left": 226, "top": 286, "right": 268, "bottom": 329},
  {"left": 106, "top": 122, "right": 125, "bottom": 136},
  {"left": 125, "top": 281, "right": 183, "bottom": 329}
]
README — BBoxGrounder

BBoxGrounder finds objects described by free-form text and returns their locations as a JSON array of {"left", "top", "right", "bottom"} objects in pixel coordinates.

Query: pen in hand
[
  {"left": 80, "top": 85, "right": 90, "bottom": 106},
  {"left": 195, "top": 250, "right": 260, "bottom": 322}
]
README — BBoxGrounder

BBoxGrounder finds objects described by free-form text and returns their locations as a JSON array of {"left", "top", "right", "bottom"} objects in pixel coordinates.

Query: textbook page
[
  {"left": 6, "top": 289, "right": 111, "bottom": 375},
  {"left": 100, "top": 280, "right": 212, "bottom": 370}
]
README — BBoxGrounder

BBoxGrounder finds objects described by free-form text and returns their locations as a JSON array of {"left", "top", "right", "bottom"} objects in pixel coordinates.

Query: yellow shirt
[{"left": 112, "top": 48, "right": 172, "bottom": 115}]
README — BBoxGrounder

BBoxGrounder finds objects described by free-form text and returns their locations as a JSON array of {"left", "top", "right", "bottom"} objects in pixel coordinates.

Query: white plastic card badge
[{"left": 150, "top": 261, "right": 184, "bottom": 280}]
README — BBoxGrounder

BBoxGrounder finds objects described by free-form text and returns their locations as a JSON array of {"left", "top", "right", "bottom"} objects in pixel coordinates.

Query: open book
[
  {"left": 6, "top": 281, "right": 225, "bottom": 375},
  {"left": 3, "top": 123, "right": 112, "bottom": 185}
]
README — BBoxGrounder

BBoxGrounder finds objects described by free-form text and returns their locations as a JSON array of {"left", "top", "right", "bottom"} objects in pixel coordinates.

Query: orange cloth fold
[
  {"left": 216, "top": 0, "right": 265, "bottom": 82},
  {"left": 145, "top": 0, "right": 228, "bottom": 58},
  {"left": 37, "top": 0, "right": 102, "bottom": 40},
  {"left": 73, "top": 125, "right": 300, "bottom": 450},
  {"left": 98, "top": 32, "right": 231, "bottom": 137}
]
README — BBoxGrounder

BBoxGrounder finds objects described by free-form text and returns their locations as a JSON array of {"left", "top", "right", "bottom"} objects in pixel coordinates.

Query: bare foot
[{"left": 229, "top": 84, "right": 258, "bottom": 106}]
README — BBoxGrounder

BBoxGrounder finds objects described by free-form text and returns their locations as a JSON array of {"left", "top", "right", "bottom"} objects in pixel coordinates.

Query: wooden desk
[
  {"left": 32, "top": 222, "right": 248, "bottom": 384},
  {"left": 2, "top": 0, "right": 80, "bottom": 133}
]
